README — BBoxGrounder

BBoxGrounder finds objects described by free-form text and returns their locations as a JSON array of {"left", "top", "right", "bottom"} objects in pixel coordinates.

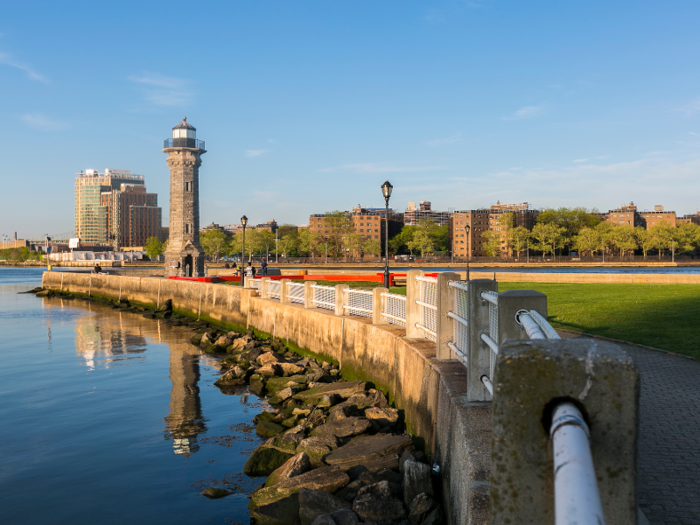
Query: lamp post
[
  {"left": 272, "top": 223, "right": 279, "bottom": 263},
  {"left": 464, "top": 224, "right": 470, "bottom": 281},
  {"left": 381, "top": 180, "right": 393, "bottom": 288},
  {"left": 240, "top": 215, "right": 248, "bottom": 287}
]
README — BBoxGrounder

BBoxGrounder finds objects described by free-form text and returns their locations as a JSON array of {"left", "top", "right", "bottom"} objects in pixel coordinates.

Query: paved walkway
[{"left": 561, "top": 333, "right": 700, "bottom": 525}]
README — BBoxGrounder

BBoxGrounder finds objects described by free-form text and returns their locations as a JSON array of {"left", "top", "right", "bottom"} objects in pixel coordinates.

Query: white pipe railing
[{"left": 550, "top": 403, "right": 606, "bottom": 525}]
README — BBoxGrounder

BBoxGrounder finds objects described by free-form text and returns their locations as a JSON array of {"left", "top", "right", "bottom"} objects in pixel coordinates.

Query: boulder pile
[{"left": 195, "top": 328, "right": 444, "bottom": 525}]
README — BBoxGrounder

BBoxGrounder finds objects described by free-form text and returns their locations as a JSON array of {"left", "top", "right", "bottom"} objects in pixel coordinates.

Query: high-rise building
[
  {"left": 74, "top": 168, "right": 151, "bottom": 245},
  {"left": 603, "top": 202, "right": 677, "bottom": 228},
  {"left": 99, "top": 184, "right": 162, "bottom": 249},
  {"left": 163, "top": 117, "right": 206, "bottom": 277}
]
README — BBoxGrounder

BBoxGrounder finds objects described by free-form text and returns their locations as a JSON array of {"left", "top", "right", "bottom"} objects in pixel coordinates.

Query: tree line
[{"left": 484, "top": 208, "right": 700, "bottom": 259}]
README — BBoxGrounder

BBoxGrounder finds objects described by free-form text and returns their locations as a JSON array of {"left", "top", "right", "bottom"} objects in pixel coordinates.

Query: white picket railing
[
  {"left": 343, "top": 288, "right": 373, "bottom": 318},
  {"left": 287, "top": 282, "right": 305, "bottom": 304},
  {"left": 311, "top": 284, "right": 336, "bottom": 311},
  {"left": 382, "top": 292, "right": 407, "bottom": 327}
]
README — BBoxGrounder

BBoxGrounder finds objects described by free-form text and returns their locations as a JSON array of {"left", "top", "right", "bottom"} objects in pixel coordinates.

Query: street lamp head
[
  {"left": 381, "top": 180, "right": 393, "bottom": 201},
  {"left": 241, "top": 215, "right": 248, "bottom": 227},
  {"left": 465, "top": 225, "right": 470, "bottom": 234}
]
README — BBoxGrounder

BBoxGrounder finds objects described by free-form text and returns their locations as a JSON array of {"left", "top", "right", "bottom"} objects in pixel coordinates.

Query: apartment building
[
  {"left": 604, "top": 202, "right": 676, "bottom": 228},
  {"left": 403, "top": 201, "right": 451, "bottom": 226},
  {"left": 450, "top": 202, "right": 539, "bottom": 257},
  {"left": 309, "top": 205, "right": 402, "bottom": 247}
]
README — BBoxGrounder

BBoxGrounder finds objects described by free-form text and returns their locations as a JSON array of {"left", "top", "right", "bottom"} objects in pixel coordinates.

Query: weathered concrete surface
[
  {"left": 41, "top": 272, "right": 487, "bottom": 525},
  {"left": 558, "top": 331, "right": 700, "bottom": 525},
  {"left": 490, "top": 339, "right": 639, "bottom": 525}
]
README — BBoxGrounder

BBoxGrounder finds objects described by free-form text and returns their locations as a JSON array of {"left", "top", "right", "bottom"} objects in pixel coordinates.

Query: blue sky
[{"left": 2, "top": 1, "right": 700, "bottom": 237}]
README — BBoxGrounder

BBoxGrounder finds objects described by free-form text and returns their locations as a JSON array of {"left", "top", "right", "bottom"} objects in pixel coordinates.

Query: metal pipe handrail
[
  {"left": 529, "top": 310, "right": 561, "bottom": 339},
  {"left": 415, "top": 275, "right": 438, "bottom": 284},
  {"left": 517, "top": 311, "right": 547, "bottom": 339},
  {"left": 381, "top": 311, "right": 406, "bottom": 323},
  {"left": 415, "top": 323, "right": 437, "bottom": 337},
  {"left": 481, "top": 375, "right": 493, "bottom": 395},
  {"left": 343, "top": 305, "right": 372, "bottom": 314},
  {"left": 480, "top": 291, "right": 498, "bottom": 305},
  {"left": 381, "top": 292, "right": 406, "bottom": 300},
  {"left": 448, "top": 280, "right": 469, "bottom": 292},
  {"left": 550, "top": 402, "right": 605, "bottom": 525},
  {"left": 447, "top": 341, "right": 463, "bottom": 358},
  {"left": 310, "top": 284, "right": 335, "bottom": 291},
  {"left": 415, "top": 299, "right": 438, "bottom": 311},
  {"left": 447, "top": 310, "right": 468, "bottom": 328},
  {"left": 481, "top": 333, "right": 499, "bottom": 354},
  {"left": 344, "top": 288, "right": 373, "bottom": 296}
]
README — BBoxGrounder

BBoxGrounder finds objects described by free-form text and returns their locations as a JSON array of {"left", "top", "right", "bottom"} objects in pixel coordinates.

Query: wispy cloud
[
  {"left": 128, "top": 72, "right": 193, "bottom": 106},
  {"left": 267, "top": 139, "right": 277, "bottom": 144},
  {"left": 689, "top": 132, "right": 700, "bottom": 138},
  {"left": 0, "top": 52, "right": 46, "bottom": 82},
  {"left": 426, "top": 134, "right": 462, "bottom": 147},
  {"left": 424, "top": 9, "right": 446, "bottom": 23},
  {"left": 21, "top": 114, "right": 68, "bottom": 131},
  {"left": 573, "top": 158, "right": 588, "bottom": 163},
  {"left": 245, "top": 149, "right": 270, "bottom": 157},
  {"left": 501, "top": 104, "right": 544, "bottom": 120},
  {"left": 319, "top": 163, "right": 445, "bottom": 174}
]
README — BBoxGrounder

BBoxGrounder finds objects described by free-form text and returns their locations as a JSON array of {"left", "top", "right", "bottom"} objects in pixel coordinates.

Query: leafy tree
[
  {"left": 634, "top": 227, "right": 654, "bottom": 259},
  {"left": 200, "top": 229, "right": 230, "bottom": 261},
  {"left": 649, "top": 221, "right": 675, "bottom": 259},
  {"left": 481, "top": 230, "right": 502, "bottom": 257},
  {"left": 250, "top": 229, "right": 275, "bottom": 258},
  {"left": 322, "top": 211, "right": 354, "bottom": 257},
  {"left": 278, "top": 232, "right": 300, "bottom": 257},
  {"left": 536, "top": 207, "right": 601, "bottom": 252},
  {"left": 595, "top": 222, "right": 615, "bottom": 258},
  {"left": 573, "top": 227, "right": 601, "bottom": 256},
  {"left": 363, "top": 238, "right": 382, "bottom": 256},
  {"left": 432, "top": 224, "right": 450, "bottom": 252},
  {"left": 407, "top": 227, "right": 436, "bottom": 256},
  {"left": 389, "top": 225, "right": 418, "bottom": 255},
  {"left": 611, "top": 226, "right": 638, "bottom": 259},
  {"left": 144, "top": 237, "right": 164, "bottom": 259},
  {"left": 511, "top": 226, "right": 531, "bottom": 257},
  {"left": 497, "top": 212, "right": 516, "bottom": 257},
  {"left": 298, "top": 228, "right": 322, "bottom": 257},
  {"left": 531, "top": 223, "right": 565, "bottom": 256},
  {"left": 675, "top": 223, "right": 700, "bottom": 254}
]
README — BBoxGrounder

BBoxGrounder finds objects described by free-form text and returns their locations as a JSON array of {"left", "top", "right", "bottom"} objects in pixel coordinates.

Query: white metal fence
[
  {"left": 415, "top": 275, "right": 438, "bottom": 342},
  {"left": 446, "top": 281, "right": 469, "bottom": 366},
  {"left": 382, "top": 292, "right": 407, "bottom": 327},
  {"left": 267, "top": 280, "right": 281, "bottom": 300},
  {"left": 343, "top": 288, "right": 373, "bottom": 318},
  {"left": 311, "top": 284, "right": 336, "bottom": 311},
  {"left": 287, "top": 282, "right": 305, "bottom": 304}
]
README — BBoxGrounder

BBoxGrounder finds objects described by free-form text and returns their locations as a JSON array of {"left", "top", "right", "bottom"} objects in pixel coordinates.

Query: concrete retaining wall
[{"left": 42, "top": 271, "right": 490, "bottom": 525}]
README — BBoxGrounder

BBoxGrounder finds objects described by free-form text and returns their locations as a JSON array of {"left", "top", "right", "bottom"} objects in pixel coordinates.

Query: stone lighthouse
[{"left": 163, "top": 117, "right": 206, "bottom": 277}]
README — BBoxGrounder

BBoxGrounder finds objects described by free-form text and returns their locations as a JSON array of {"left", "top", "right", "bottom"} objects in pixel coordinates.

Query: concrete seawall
[{"left": 42, "top": 271, "right": 490, "bottom": 525}]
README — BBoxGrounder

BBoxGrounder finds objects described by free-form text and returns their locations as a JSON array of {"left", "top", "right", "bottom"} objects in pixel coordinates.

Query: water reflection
[{"left": 41, "top": 296, "right": 208, "bottom": 456}]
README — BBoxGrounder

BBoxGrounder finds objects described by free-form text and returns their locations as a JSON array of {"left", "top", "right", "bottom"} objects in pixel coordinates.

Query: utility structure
[{"left": 163, "top": 117, "right": 206, "bottom": 277}]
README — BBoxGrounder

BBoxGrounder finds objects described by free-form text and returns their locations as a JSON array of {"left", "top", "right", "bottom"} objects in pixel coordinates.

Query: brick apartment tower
[{"left": 163, "top": 117, "right": 206, "bottom": 277}]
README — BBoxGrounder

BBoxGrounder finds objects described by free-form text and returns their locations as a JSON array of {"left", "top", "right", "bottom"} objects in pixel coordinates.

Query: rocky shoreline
[{"left": 30, "top": 288, "right": 444, "bottom": 525}]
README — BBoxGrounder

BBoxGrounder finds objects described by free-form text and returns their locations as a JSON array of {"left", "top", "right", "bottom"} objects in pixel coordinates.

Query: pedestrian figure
[
  {"left": 261, "top": 260, "right": 268, "bottom": 276},
  {"left": 245, "top": 263, "right": 253, "bottom": 278}
]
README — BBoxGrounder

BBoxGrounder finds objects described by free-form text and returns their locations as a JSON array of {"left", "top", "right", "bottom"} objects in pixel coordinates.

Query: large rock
[
  {"left": 269, "top": 386, "right": 304, "bottom": 404},
  {"left": 257, "top": 421, "right": 286, "bottom": 438},
  {"left": 249, "top": 466, "right": 350, "bottom": 510},
  {"left": 298, "top": 488, "right": 352, "bottom": 525},
  {"left": 403, "top": 460, "right": 433, "bottom": 507},
  {"left": 244, "top": 442, "right": 295, "bottom": 477},
  {"left": 309, "top": 509, "right": 359, "bottom": 525},
  {"left": 408, "top": 493, "right": 437, "bottom": 524},
  {"left": 266, "top": 375, "right": 309, "bottom": 393},
  {"left": 259, "top": 351, "right": 286, "bottom": 366},
  {"left": 259, "top": 363, "right": 283, "bottom": 377},
  {"left": 296, "top": 436, "right": 340, "bottom": 467},
  {"left": 200, "top": 332, "right": 215, "bottom": 347},
  {"left": 324, "top": 434, "right": 413, "bottom": 471},
  {"left": 352, "top": 481, "right": 406, "bottom": 523},
  {"left": 201, "top": 487, "right": 232, "bottom": 499},
  {"left": 293, "top": 381, "right": 368, "bottom": 403},
  {"left": 327, "top": 404, "right": 362, "bottom": 423},
  {"left": 310, "top": 417, "right": 371, "bottom": 439},
  {"left": 213, "top": 366, "right": 246, "bottom": 387},
  {"left": 214, "top": 334, "right": 233, "bottom": 347},
  {"left": 266, "top": 452, "right": 311, "bottom": 487},
  {"left": 364, "top": 407, "right": 399, "bottom": 425},
  {"left": 230, "top": 337, "right": 248, "bottom": 352},
  {"left": 280, "top": 362, "right": 305, "bottom": 376},
  {"left": 250, "top": 493, "right": 301, "bottom": 525}
]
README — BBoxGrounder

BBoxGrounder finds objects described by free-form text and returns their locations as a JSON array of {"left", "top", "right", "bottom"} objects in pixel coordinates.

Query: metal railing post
[
  {"left": 467, "top": 279, "right": 497, "bottom": 401},
  {"left": 496, "top": 289, "right": 547, "bottom": 344},
  {"left": 304, "top": 281, "right": 316, "bottom": 309},
  {"left": 279, "top": 278, "right": 290, "bottom": 304},
  {"left": 405, "top": 270, "right": 423, "bottom": 338},
  {"left": 334, "top": 284, "right": 348, "bottom": 316},
  {"left": 260, "top": 277, "right": 271, "bottom": 299},
  {"left": 436, "top": 272, "right": 460, "bottom": 360},
  {"left": 372, "top": 287, "right": 389, "bottom": 325}
]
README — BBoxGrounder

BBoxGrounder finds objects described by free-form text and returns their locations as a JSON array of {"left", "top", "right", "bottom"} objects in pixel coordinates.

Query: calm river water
[{"left": 0, "top": 268, "right": 262, "bottom": 525}]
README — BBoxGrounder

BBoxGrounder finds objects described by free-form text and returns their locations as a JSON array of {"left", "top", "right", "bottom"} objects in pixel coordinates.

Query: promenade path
[{"left": 559, "top": 332, "right": 700, "bottom": 525}]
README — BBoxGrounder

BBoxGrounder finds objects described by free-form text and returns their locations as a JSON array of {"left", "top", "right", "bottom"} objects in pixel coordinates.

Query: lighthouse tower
[{"left": 163, "top": 117, "right": 206, "bottom": 277}]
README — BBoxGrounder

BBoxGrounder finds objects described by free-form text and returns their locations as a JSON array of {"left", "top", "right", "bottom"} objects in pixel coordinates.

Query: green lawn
[{"left": 498, "top": 283, "right": 700, "bottom": 359}]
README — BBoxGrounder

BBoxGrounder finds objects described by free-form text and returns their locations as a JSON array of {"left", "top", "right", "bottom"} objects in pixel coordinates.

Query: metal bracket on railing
[{"left": 515, "top": 309, "right": 561, "bottom": 340}]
